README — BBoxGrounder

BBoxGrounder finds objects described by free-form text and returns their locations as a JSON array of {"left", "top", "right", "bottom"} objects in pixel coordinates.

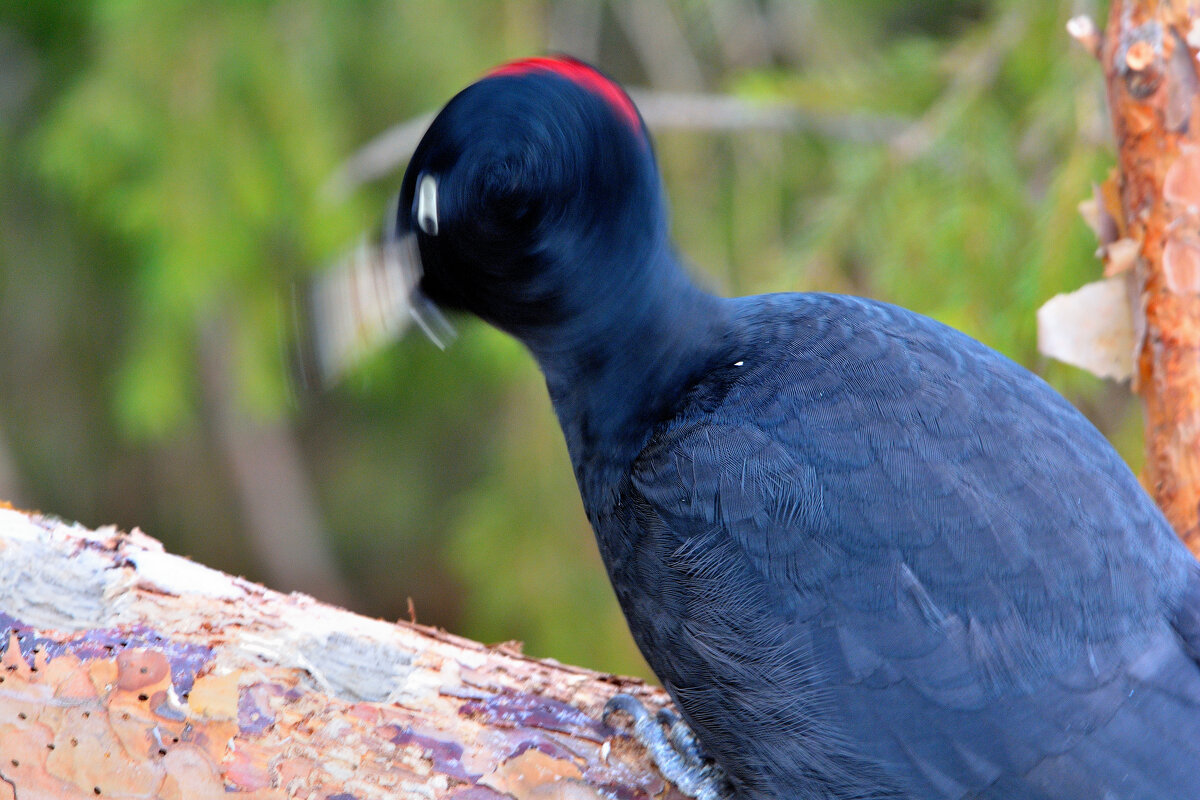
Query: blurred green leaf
[{"left": 0, "top": 0, "right": 1137, "bottom": 681}]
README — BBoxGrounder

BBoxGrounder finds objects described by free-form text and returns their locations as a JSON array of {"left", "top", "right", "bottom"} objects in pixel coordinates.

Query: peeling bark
[
  {"left": 0, "top": 505, "right": 679, "bottom": 800},
  {"left": 1100, "top": 0, "right": 1200, "bottom": 553}
]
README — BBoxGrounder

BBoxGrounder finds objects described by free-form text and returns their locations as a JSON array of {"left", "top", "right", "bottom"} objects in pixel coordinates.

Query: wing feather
[{"left": 613, "top": 294, "right": 1200, "bottom": 798}]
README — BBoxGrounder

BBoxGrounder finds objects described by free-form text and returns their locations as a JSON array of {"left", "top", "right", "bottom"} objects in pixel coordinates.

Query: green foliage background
[{"left": 0, "top": 0, "right": 1131, "bottom": 679}]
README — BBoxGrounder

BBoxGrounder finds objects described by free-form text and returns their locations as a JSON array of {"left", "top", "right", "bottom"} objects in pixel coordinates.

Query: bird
[{"left": 379, "top": 56, "right": 1200, "bottom": 799}]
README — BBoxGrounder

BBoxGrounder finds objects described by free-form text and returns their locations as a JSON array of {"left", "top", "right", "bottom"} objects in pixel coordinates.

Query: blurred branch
[
  {"left": 324, "top": 6, "right": 1027, "bottom": 203},
  {"left": 0, "top": 421, "right": 25, "bottom": 505},
  {"left": 612, "top": 0, "right": 706, "bottom": 90},
  {"left": 703, "top": 0, "right": 775, "bottom": 69},
  {"left": 547, "top": 0, "right": 604, "bottom": 64},
  {"left": 323, "top": 93, "right": 909, "bottom": 200},
  {"left": 321, "top": 111, "right": 435, "bottom": 202},
  {"left": 764, "top": 0, "right": 819, "bottom": 65},
  {"left": 198, "top": 312, "right": 356, "bottom": 608},
  {"left": 890, "top": 6, "right": 1029, "bottom": 160},
  {"left": 631, "top": 91, "right": 907, "bottom": 139}
]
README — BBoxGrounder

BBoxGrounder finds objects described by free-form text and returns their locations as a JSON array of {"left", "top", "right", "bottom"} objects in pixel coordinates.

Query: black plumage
[{"left": 394, "top": 56, "right": 1200, "bottom": 798}]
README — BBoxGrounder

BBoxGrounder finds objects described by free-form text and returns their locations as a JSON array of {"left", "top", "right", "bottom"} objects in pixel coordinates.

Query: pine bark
[
  {"left": 1101, "top": 0, "right": 1200, "bottom": 553},
  {"left": 0, "top": 505, "right": 678, "bottom": 800}
]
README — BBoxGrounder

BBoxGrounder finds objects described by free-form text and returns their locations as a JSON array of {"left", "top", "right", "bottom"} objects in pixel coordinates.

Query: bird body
[
  {"left": 592, "top": 291, "right": 1200, "bottom": 798},
  {"left": 392, "top": 56, "right": 1200, "bottom": 798}
]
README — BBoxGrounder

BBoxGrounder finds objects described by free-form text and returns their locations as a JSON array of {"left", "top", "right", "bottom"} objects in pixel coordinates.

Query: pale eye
[{"left": 417, "top": 173, "right": 439, "bottom": 236}]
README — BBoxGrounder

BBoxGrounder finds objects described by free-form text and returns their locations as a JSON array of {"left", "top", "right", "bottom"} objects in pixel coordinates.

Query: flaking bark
[
  {"left": 0, "top": 505, "right": 679, "bottom": 800},
  {"left": 1100, "top": 0, "right": 1200, "bottom": 553}
]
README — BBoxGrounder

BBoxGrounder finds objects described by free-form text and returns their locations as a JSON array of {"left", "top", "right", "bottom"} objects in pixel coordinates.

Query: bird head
[{"left": 390, "top": 57, "right": 667, "bottom": 347}]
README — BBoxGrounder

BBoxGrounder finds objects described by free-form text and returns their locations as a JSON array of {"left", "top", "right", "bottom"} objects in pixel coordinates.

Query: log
[
  {"left": 1099, "top": 0, "right": 1200, "bottom": 553},
  {"left": 0, "top": 504, "right": 680, "bottom": 800}
]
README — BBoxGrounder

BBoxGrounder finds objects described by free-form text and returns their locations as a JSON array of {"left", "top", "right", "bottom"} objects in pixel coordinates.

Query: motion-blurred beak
[{"left": 291, "top": 192, "right": 454, "bottom": 391}]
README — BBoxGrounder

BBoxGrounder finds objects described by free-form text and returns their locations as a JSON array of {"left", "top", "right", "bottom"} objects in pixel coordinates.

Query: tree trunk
[
  {"left": 0, "top": 505, "right": 679, "bottom": 800},
  {"left": 1102, "top": 0, "right": 1200, "bottom": 553}
]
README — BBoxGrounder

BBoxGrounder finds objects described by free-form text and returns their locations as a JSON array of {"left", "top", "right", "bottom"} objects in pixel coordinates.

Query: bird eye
[{"left": 417, "top": 174, "right": 439, "bottom": 236}]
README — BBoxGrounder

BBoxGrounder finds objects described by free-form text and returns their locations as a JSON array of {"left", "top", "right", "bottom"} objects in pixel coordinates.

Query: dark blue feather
[{"left": 395, "top": 58, "right": 1200, "bottom": 799}]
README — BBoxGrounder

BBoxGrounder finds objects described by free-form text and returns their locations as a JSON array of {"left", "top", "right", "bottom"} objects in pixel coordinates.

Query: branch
[
  {"left": 321, "top": 96, "right": 908, "bottom": 201},
  {"left": 198, "top": 313, "right": 356, "bottom": 608},
  {"left": 1040, "top": 3, "right": 1200, "bottom": 555},
  {"left": 1101, "top": 0, "right": 1200, "bottom": 552},
  {"left": 0, "top": 505, "right": 678, "bottom": 799}
]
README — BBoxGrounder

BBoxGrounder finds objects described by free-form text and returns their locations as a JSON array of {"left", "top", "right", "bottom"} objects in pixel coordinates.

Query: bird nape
[{"left": 375, "top": 56, "right": 1200, "bottom": 799}]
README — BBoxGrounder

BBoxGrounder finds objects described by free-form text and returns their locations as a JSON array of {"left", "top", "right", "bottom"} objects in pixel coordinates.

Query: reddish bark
[
  {"left": 0, "top": 506, "right": 678, "bottom": 800},
  {"left": 1101, "top": 0, "right": 1200, "bottom": 553}
]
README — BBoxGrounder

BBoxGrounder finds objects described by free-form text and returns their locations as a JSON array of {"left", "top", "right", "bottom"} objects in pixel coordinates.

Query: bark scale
[
  {"left": 0, "top": 506, "right": 679, "bottom": 800},
  {"left": 1101, "top": 0, "right": 1200, "bottom": 552}
]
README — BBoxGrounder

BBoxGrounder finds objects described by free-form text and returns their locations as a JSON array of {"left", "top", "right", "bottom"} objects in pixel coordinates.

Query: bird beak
[{"left": 290, "top": 191, "right": 455, "bottom": 391}]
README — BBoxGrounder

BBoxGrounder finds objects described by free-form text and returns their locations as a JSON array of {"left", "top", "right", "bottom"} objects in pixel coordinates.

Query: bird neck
[{"left": 532, "top": 246, "right": 730, "bottom": 507}]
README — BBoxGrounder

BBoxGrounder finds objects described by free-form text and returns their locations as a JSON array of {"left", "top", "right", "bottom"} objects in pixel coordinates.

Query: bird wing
[{"left": 622, "top": 294, "right": 1200, "bottom": 798}]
